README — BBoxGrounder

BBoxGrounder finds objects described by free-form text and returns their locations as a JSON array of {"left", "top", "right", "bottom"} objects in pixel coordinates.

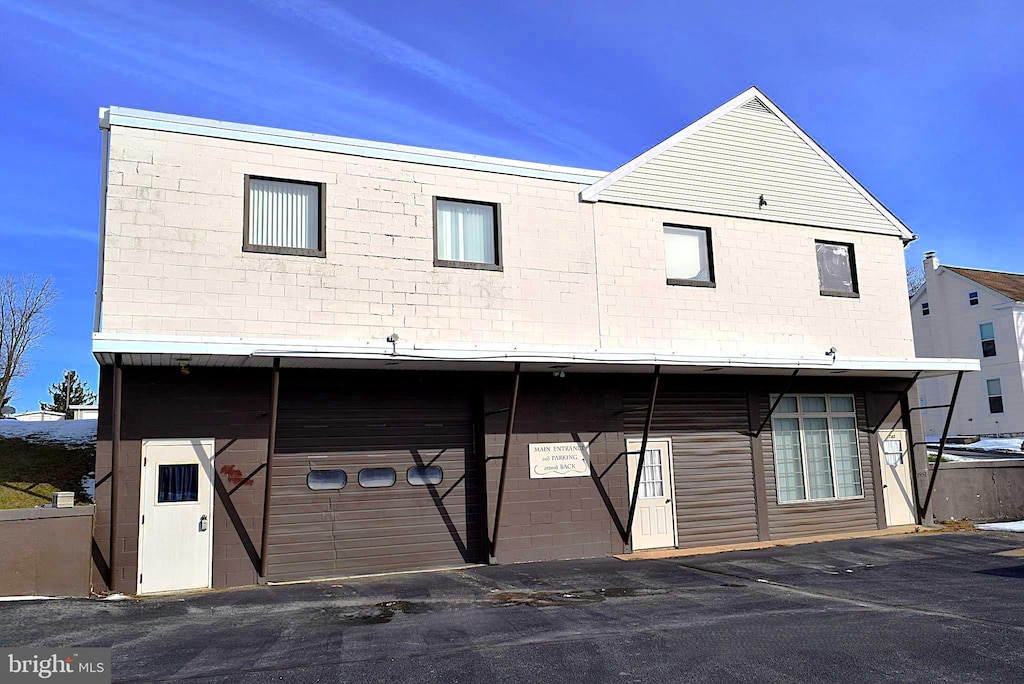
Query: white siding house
[{"left": 912, "top": 252, "right": 1024, "bottom": 437}]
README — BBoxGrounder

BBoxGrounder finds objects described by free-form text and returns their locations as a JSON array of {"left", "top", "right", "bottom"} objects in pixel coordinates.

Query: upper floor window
[
  {"left": 434, "top": 198, "right": 501, "bottom": 270},
  {"left": 664, "top": 225, "right": 715, "bottom": 287},
  {"left": 968, "top": 291, "right": 979, "bottom": 306},
  {"left": 243, "top": 176, "right": 325, "bottom": 257},
  {"left": 979, "top": 322, "right": 997, "bottom": 357},
  {"left": 815, "top": 241, "right": 859, "bottom": 298},
  {"left": 770, "top": 394, "right": 863, "bottom": 503},
  {"left": 921, "top": 302, "right": 930, "bottom": 316},
  {"left": 987, "top": 379, "right": 1004, "bottom": 414}
]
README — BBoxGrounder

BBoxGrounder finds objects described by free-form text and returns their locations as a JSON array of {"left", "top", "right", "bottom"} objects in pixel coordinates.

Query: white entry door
[
  {"left": 626, "top": 438, "right": 677, "bottom": 550},
  {"left": 138, "top": 438, "right": 215, "bottom": 594},
  {"left": 879, "top": 430, "right": 916, "bottom": 526}
]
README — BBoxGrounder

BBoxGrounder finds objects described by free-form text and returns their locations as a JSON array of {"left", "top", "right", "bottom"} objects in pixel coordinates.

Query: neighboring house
[
  {"left": 12, "top": 410, "right": 65, "bottom": 422},
  {"left": 69, "top": 404, "right": 99, "bottom": 421},
  {"left": 90, "top": 87, "right": 976, "bottom": 596},
  {"left": 911, "top": 252, "right": 1024, "bottom": 437}
]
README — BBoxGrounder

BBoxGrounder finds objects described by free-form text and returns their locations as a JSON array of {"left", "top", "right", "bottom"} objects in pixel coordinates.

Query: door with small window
[
  {"left": 626, "top": 438, "right": 677, "bottom": 550},
  {"left": 879, "top": 430, "right": 916, "bottom": 526},
  {"left": 138, "top": 438, "right": 215, "bottom": 594}
]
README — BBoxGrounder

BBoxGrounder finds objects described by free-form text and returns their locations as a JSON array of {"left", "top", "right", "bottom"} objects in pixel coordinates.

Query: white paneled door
[
  {"left": 627, "top": 438, "right": 677, "bottom": 550},
  {"left": 138, "top": 438, "right": 215, "bottom": 594},
  {"left": 879, "top": 430, "right": 916, "bottom": 527}
]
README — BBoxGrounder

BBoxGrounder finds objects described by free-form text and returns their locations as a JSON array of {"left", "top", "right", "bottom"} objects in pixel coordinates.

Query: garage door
[{"left": 265, "top": 372, "right": 484, "bottom": 581}]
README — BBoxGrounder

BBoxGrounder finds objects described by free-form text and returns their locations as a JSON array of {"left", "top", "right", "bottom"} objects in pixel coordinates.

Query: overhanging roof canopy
[{"left": 93, "top": 333, "right": 978, "bottom": 379}]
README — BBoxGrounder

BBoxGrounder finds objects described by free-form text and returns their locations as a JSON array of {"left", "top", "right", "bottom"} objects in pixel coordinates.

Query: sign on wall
[{"left": 528, "top": 441, "right": 591, "bottom": 479}]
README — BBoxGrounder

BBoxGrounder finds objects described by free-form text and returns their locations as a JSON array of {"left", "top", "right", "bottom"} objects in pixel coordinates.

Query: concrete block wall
[{"left": 100, "top": 125, "right": 916, "bottom": 360}]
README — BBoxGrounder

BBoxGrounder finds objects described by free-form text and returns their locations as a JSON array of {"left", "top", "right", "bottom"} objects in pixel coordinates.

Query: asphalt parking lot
[{"left": 2, "top": 531, "right": 1024, "bottom": 683}]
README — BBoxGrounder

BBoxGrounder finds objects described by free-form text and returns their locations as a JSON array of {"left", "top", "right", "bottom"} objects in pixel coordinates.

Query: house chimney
[{"left": 923, "top": 251, "right": 939, "bottom": 271}]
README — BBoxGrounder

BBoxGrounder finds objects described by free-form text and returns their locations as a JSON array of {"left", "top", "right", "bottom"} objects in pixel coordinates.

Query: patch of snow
[
  {"left": 970, "top": 438, "right": 1024, "bottom": 452},
  {"left": 0, "top": 595, "right": 58, "bottom": 602},
  {"left": 0, "top": 419, "right": 96, "bottom": 446},
  {"left": 977, "top": 521, "right": 1024, "bottom": 533},
  {"left": 99, "top": 593, "right": 131, "bottom": 601}
]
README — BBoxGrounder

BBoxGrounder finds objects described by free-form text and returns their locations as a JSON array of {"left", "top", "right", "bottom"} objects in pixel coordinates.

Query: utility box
[{"left": 52, "top": 491, "right": 74, "bottom": 509}]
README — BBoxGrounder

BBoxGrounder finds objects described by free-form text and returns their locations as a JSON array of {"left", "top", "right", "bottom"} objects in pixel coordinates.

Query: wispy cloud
[
  {"left": 2, "top": 0, "right": 614, "bottom": 165},
  {"left": 247, "top": 0, "right": 620, "bottom": 163},
  {"left": 0, "top": 223, "right": 97, "bottom": 243}
]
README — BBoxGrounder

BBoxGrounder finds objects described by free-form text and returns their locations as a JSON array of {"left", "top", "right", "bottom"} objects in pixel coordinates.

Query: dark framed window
[
  {"left": 358, "top": 468, "right": 397, "bottom": 488},
  {"left": 243, "top": 175, "right": 326, "bottom": 257},
  {"left": 987, "top": 379, "right": 1004, "bottom": 414},
  {"left": 921, "top": 302, "right": 930, "bottom": 316},
  {"left": 407, "top": 466, "right": 443, "bottom": 486},
  {"left": 157, "top": 464, "right": 199, "bottom": 503},
  {"left": 980, "top": 322, "right": 997, "bottom": 358},
  {"left": 664, "top": 225, "right": 715, "bottom": 287},
  {"left": 433, "top": 197, "right": 501, "bottom": 271},
  {"left": 968, "top": 291, "right": 979, "bottom": 306},
  {"left": 815, "top": 240, "right": 859, "bottom": 298},
  {"left": 307, "top": 469, "right": 347, "bottom": 491}
]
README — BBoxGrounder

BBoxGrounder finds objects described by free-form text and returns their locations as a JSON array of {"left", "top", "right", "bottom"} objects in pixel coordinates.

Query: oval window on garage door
[
  {"left": 307, "top": 470, "right": 347, "bottom": 491},
  {"left": 407, "top": 466, "right": 443, "bottom": 486},
  {"left": 358, "top": 468, "right": 396, "bottom": 488}
]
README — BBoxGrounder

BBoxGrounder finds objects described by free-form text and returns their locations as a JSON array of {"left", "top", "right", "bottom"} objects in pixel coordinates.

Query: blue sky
[{"left": 0, "top": 1, "right": 1022, "bottom": 408}]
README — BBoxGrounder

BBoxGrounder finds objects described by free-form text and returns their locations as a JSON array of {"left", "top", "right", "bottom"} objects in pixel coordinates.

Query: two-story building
[
  {"left": 911, "top": 251, "right": 1024, "bottom": 437},
  {"left": 90, "top": 87, "right": 976, "bottom": 595}
]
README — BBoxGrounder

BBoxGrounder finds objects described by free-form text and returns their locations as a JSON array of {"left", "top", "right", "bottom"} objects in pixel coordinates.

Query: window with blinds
[
  {"left": 244, "top": 176, "right": 325, "bottom": 256},
  {"left": 434, "top": 198, "right": 501, "bottom": 269},
  {"left": 770, "top": 394, "right": 863, "bottom": 503}
]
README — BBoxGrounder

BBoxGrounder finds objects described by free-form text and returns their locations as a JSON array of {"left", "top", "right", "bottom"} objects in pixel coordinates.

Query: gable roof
[
  {"left": 580, "top": 87, "right": 914, "bottom": 241},
  {"left": 945, "top": 266, "right": 1024, "bottom": 302}
]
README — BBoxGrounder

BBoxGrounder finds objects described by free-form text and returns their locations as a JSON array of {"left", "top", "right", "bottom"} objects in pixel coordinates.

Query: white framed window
[
  {"left": 244, "top": 176, "right": 325, "bottom": 257},
  {"left": 968, "top": 291, "right": 979, "bottom": 306},
  {"left": 770, "top": 394, "right": 863, "bottom": 503},
  {"left": 434, "top": 198, "right": 500, "bottom": 269},
  {"left": 979, "top": 322, "right": 997, "bottom": 358},
  {"left": 664, "top": 225, "right": 714, "bottom": 287},
  {"left": 987, "top": 379, "right": 1004, "bottom": 414}
]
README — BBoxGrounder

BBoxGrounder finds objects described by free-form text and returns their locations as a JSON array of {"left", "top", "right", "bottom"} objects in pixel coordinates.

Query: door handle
[{"left": 199, "top": 514, "right": 208, "bottom": 532}]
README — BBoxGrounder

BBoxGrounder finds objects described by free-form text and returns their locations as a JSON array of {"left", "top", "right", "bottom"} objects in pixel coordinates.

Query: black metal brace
[
  {"left": 626, "top": 365, "right": 661, "bottom": 545},
  {"left": 754, "top": 369, "right": 801, "bottom": 438},
  {"left": 918, "top": 370, "right": 964, "bottom": 521},
  {"left": 489, "top": 362, "right": 521, "bottom": 559}
]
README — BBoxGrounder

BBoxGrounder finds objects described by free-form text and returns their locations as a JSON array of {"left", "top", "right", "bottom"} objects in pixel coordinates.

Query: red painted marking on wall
[{"left": 220, "top": 464, "right": 254, "bottom": 486}]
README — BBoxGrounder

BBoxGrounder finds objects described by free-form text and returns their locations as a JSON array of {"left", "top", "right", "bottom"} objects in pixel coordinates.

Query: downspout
[
  {"left": 489, "top": 362, "right": 521, "bottom": 561},
  {"left": 94, "top": 109, "right": 111, "bottom": 334},
  {"left": 259, "top": 358, "right": 281, "bottom": 581},
  {"left": 109, "top": 353, "right": 122, "bottom": 590}
]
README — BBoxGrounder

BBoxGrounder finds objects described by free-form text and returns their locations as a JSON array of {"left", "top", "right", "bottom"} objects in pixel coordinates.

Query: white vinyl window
[
  {"left": 770, "top": 394, "right": 863, "bottom": 503},
  {"left": 664, "top": 225, "right": 714, "bottom": 286},
  {"left": 245, "top": 177, "right": 324, "bottom": 256},
  {"left": 435, "top": 199, "right": 500, "bottom": 268},
  {"left": 987, "top": 379, "right": 1004, "bottom": 414},
  {"left": 638, "top": 448, "right": 666, "bottom": 499}
]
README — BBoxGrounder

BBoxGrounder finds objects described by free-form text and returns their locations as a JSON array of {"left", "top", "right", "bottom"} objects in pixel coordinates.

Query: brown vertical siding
[
  {"left": 269, "top": 371, "right": 483, "bottom": 579},
  {"left": 93, "top": 366, "right": 270, "bottom": 594},
  {"left": 624, "top": 384, "right": 759, "bottom": 548},
  {"left": 484, "top": 374, "right": 628, "bottom": 563},
  {"left": 760, "top": 393, "right": 879, "bottom": 539}
]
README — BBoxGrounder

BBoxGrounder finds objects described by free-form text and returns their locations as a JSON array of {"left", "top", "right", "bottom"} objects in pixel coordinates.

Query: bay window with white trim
[
  {"left": 434, "top": 198, "right": 501, "bottom": 270},
  {"left": 770, "top": 394, "right": 863, "bottom": 503},
  {"left": 243, "top": 176, "right": 325, "bottom": 257}
]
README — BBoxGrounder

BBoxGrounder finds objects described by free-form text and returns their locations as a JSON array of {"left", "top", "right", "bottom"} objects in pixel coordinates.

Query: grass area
[
  {"left": 0, "top": 435, "right": 93, "bottom": 509},
  {"left": 0, "top": 481, "right": 59, "bottom": 509}
]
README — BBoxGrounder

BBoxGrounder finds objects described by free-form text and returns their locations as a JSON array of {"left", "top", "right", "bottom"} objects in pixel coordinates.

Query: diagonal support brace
[
  {"left": 918, "top": 370, "right": 964, "bottom": 521},
  {"left": 754, "top": 369, "right": 801, "bottom": 438},
  {"left": 626, "top": 365, "right": 661, "bottom": 545}
]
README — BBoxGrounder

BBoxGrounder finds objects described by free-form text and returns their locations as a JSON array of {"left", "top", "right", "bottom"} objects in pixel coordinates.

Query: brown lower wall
[
  {"left": 931, "top": 461, "right": 1024, "bottom": 522},
  {"left": 0, "top": 506, "right": 94, "bottom": 597},
  {"left": 95, "top": 367, "right": 915, "bottom": 590}
]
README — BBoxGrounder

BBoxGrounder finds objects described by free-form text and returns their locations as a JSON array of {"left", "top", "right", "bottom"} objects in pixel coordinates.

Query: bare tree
[
  {"left": 907, "top": 265, "right": 925, "bottom": 298},
  {"left": 0, "top": 275, "right": 57, "bottom": 412}
]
